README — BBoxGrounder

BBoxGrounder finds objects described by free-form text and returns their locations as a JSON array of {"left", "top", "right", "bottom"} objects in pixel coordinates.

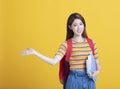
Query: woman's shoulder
[
  {"left": 60, "top": 41, "right": 67, "bottom": 47},
  {"left": 87, "top": 38, "right": 96, "bottom": 44}
]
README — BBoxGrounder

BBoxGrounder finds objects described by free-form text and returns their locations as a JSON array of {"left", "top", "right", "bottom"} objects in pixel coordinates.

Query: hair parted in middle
[{"left": 66, "top": 13, "right": 88, "bottom": 40}]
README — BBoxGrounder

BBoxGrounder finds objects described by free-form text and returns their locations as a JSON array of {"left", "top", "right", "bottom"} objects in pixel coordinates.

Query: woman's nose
[{"left": 78, "top": 26, "right": 81, "bottom": 29}]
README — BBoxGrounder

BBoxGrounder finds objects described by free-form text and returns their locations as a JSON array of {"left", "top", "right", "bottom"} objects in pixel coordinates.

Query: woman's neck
[{"left": 72, "top": 35, "right": 85, "bottom": 43}]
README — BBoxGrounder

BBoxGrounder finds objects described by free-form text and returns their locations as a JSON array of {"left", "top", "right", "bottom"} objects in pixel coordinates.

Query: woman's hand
[
  {"left": 20, "top": 48, "right": 37, "bottom": 56},
  {"left": 89, "top": 70, "right": 100, "bottom": 79}
]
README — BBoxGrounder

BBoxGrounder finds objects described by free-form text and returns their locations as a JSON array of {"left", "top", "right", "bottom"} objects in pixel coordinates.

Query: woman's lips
[{"left": 77, "top": 30, "right": 81, "bottom": 33}]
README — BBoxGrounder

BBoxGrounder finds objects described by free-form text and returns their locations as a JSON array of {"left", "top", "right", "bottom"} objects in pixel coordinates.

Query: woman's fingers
[
  {"left": 89, "top": 71, "right": 98, "bottom": 78},
  {"left": 20, "top": 48, "right": 33, "bottom": 56},
  {"left": 20, "top": 51, "right": 27, "bottom": 56}
]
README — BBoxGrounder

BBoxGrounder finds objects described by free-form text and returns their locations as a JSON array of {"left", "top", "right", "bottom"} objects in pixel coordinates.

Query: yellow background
[{"left": 1, "top": 0, "right": 120, "bottom": 89}]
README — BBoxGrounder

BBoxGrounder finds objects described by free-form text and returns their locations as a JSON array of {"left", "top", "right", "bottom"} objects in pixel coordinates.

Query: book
[{"left": 86, "top": 53, "right": 97, "bottom": 82}]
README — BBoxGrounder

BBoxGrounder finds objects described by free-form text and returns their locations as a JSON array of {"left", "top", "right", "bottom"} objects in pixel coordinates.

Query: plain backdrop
[{"left": 1, "top": 0, "right": 120, "bottom": 89}]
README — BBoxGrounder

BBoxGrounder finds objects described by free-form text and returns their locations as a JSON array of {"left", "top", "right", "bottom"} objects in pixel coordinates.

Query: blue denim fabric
[{"left": 65, "top": 70, "right": 96, "bottom": 89}]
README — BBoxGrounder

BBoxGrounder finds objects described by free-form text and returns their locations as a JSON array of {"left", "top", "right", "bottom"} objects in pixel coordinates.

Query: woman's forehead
[{"left": 72, "top": 19, "right": 83, "bottom": 24}]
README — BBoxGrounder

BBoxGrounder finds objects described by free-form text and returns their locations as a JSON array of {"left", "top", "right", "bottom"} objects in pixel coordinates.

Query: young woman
[{"left": 20, "top": 13, "right": 101, "bottom": 89}]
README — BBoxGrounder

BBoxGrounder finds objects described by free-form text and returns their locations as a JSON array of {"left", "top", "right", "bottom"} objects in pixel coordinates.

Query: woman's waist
[
  {"left": 70, "top": 65, "right": 86, "bottom": 70},
  {"left": 69, "top": 69, "right": 87, "bottom": 77}
]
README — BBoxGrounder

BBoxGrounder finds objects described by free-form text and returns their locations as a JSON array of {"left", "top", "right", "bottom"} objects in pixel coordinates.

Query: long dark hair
[{"left": 66, "top": 13, "right": 88, "bottom": 40}]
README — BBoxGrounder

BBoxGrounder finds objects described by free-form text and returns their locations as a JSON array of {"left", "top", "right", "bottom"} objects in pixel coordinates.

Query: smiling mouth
[{"left": 77, "top": 30, "right": 81, "bottom": 33}]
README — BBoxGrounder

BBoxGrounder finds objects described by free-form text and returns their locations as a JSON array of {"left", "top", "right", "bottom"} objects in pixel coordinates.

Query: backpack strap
[
  {"left": 59, "top": 39, "right": 72, "bottom": 82},
  {"left": 86, "top": 38, "right": 95, "bottom": 55},
  {"left": 65, "top": 39, "right": 72, "bottom": 61}
]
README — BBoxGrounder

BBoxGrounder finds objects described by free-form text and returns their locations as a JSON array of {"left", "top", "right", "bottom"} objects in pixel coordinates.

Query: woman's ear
[{"left": 68, "top": 25, "right": 72, "bottom": 30}]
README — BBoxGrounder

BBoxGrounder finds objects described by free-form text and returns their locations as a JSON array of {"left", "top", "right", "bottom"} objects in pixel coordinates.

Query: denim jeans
[{"left": 65, "top": 70, "right": 96, "bottom": 89}]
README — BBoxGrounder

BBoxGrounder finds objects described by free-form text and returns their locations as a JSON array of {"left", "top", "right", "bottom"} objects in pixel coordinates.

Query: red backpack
[{"left": 59, "top": 38, "right": 95, "bottom": 85}]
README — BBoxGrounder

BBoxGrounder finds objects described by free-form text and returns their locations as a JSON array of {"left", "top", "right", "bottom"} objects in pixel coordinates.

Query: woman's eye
[
  {"left": 73, "top": 24, "right": 77, "bottom": 27},
  {"left": 80, "top": 23, "right": 83, "bottom": 25}
]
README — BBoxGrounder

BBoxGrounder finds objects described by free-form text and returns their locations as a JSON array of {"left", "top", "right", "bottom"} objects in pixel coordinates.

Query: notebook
[{"left": 86, "top": 52, "right": 97, "bottom": 82}]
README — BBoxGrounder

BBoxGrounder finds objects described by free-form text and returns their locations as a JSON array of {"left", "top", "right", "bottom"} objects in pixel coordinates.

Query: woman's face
[{"left": 70, "top": 19, "right": 84, "bottom": 36}]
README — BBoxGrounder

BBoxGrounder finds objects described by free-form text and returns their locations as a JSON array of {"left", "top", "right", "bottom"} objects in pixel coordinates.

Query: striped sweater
[{"left": 56, "top": 39, "right": 99, "bottom": 70}]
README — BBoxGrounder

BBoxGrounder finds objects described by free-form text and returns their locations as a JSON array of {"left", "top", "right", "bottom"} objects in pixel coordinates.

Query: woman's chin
[{"left": 74, "top": 33, "right": 82, "bottom": 36}]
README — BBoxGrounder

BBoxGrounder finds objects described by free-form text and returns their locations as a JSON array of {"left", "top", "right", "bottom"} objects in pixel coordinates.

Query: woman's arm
[
  {"left": 89, "top": 59, "right": 101, "bottom": 79},
  {"left": 96, "top": 59, "right": 101, "bottom": 73},
  {"left": 20, "top": 48, "right": 62, "bottom": 66},
  {"left": 89, "top": 40, "right": 101, "bottom": 78}
]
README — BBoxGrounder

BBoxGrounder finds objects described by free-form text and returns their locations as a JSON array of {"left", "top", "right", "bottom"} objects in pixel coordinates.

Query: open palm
[{"left": 20, "top": 48, "right": 36, "bottom": 56}]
